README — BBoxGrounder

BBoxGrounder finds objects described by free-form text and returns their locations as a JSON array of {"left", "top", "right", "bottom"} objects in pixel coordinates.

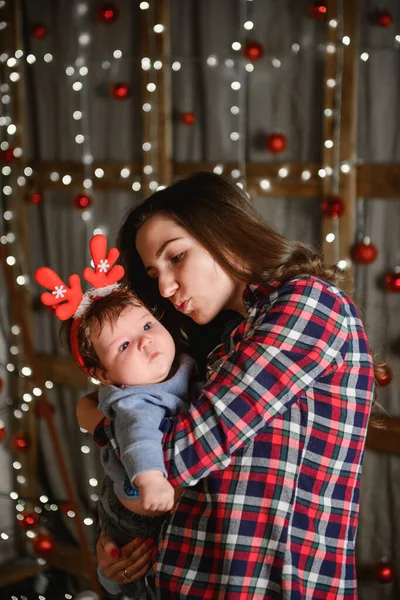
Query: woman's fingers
[
  {"left": 116, "top": 549, "right": 154, "bottom": 584},
  {"left": 97, "top": 532, "right": 120, "bottom": 567},
  {"left": 104, "top": 547, "right": 154, "bottom": 582}
]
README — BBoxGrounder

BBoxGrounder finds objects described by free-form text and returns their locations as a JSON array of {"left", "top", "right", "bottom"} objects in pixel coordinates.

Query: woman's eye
[
  {"left": 170, "top": 252, "right": 184, "bottom": 264},
  {"left": 119, "top": 341, "right": 129, "bottom": 352},
  {"left": 143, "top": 322, "right": 151, "bottom": 331}
]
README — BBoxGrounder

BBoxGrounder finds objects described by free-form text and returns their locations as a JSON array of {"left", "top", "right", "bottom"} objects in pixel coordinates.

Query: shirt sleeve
[{"left": 163, "top": 279, "right": 349, "bottom": 487}]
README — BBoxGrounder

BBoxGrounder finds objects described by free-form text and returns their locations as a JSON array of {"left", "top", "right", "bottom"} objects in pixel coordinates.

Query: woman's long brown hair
[{"left": 117, "top": 171, "right": 384, "bottom": 427}]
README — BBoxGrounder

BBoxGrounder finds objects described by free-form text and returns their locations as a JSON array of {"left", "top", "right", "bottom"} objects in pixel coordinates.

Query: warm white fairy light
[
  {"left": 326, "top": 44, "right": 336, "bottom": 54},
  {"left": 32, "top": 387, "right": 42, "bottom": 397},
  {"left": 360, "top": 52, "right": 369, "bottom": 62},
  {"left": 341, "top": 163, "right": 351, "bottom": 173},
  {"left": 6, "top": 363, "right": 15, "bottom": 372},
  {"left": 3, "top": 185, "right": 12, "bottom": 195},
  {"left": 81, "top": 210, "right": 91, "bottom": 221},
  {"left": 142, "top": 103, "right": 151, "bottom": 112},
  {"left": 225, "top": 59, "right": 234, "bottom": 68},
  {"left": 140, "top": 1, "right": 149, "bottom": 8},
  {"left": 72, "top": 82, "right": 83, "bottom": 91},
  {"left": 324, "top": 166, "right": 333, "bottom": 176},
  {"left": 272, "top": 58, "right": 281, "bottom": 69},
  {"left": 94, "top": 168, "right": 104, "bottom": 178},
  {"left": 45, "top": 380, "right": 53, "bottom": 389},
  {"left": 75, "top": 134, "right": 84, "bottom": 144},
  {"left": 26, "top": 54, "right": 36, "bottom": 64},
  {"left": 120, "top": 168, "right": 130, "bottom": 178},
  {"left": 44, "top": 53, "right": 53, "bottom": 63},
  {"left": 141, "top": 57, "right": 151, "bottom": 70},
  {"left": 153, "top": 60, "right": 162, "bottom": 70},
  {"left": 153, "top": 24, "right": 164, "bottom": 33},
  {"left": 50, "top": 171, "right": 59, "bottom": 181},
  {"left": 245, "top": 64, "right": 254, "bottom": 73},
  {"left": 244, "top": 21, "right": 254, "bottom": 30},
  {"left": 89, "top": 478, "right": 98, "bottom": 487},
  {"left": 337, "top": 260, "right": 348, "bottom": 269},
  {"left": 301, "top": 170, "right": 311, "bottom": 181},
  {"left": 324, "top": 108, "right": 333, "bottom": 117},
  {"left": 66, "top": 66, "right": 75, "bottom": 76},
  {"left": 146, "top": 83, "right": 156, "bottom": 92},
  {"left": 230, "top": 132, "right": 240, "bottom": 141},
  {"left": 324, "top": 140, "right": 334, "bottom": 149},
  {"left": 260, "top": 179, "right": 271, "bottom": 190},
  {"left": 13, "top": 462, "right": 22, "bottom": 470},
  {"left": 21, "top": 366, "right": 32, "bottom": 376},
  {"left": 206, "top": 55, "right": 218, "bottom": 67},
  {"left": 142, "top": 142, "right": 151, "bottom": 151},
  {"left": 1, "top": 533, "right": 9, "bottom": 540},
  {"left": 83, "top": 178, "right": 92, "bottom": 189},
  {"left": 143, "top": 165, "right": 153, "bottom": 175},
  {"left": 84, "top": 518, "right": 94, "bottom": 526},
  {"left": 81, "top": 446, "right": 90, "bottom": 454},
  {"left": 231, "top": 169, "right": 241, "bottom": 179},
  {"left": 6, "top": 256, "right": 16, "bottom": 265},
  {"left": 326, "top": 79, "right": 336, "bottom": 88},
  {"left": 11, "top": 325, "right": 20, "bottom": 335},
  {"left": 23, "top": 393, "right": 32, "bottom": 402},
  {"left": 132, "top": 182, "right": 141, "bottom": 191},
  {"left": 7, "top": 57, "right": 17, "bottom": 67},
  {"left": 230, "top": 106, "right": 239, "bottom": 115},
  {"left": 318, "top": 169, "right": 327, "bottom": 178},
  {"left": 292, "top": 43, "right": 300, "bottom": 53},
  {"left": 62, "top": 175, "right": 72, "bottom": 185},
  {"left": 231, "top": 81, "right": 241, "bottom": 90},
  {"left": 232, "top": 42, "right": 241, "bottom": 51},
  {"left": 278, "top": 167, "right": 289, "bottom": 178}
]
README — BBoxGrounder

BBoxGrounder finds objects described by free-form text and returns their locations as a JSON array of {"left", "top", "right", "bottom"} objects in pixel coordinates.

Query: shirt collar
[{"left": 242, "top": 280, "right": 282, "bottom": 313}]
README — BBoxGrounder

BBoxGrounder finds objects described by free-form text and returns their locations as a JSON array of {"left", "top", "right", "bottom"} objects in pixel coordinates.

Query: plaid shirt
[{"left": 95, "top": 277, "right": 374, "bottom": 599}]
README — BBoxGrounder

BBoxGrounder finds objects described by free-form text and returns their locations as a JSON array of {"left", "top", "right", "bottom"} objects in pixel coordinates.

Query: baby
[{"left": 73, "top": 286, "right": 195, "bottom": 512}]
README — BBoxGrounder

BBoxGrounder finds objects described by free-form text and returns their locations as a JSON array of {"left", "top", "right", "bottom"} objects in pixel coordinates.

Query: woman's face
[{"left": 136, "top": 215, "right": 245, "bottom": 324}]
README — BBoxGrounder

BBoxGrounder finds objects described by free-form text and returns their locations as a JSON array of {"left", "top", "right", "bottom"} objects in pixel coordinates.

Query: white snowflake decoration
[
  {"left": 97, "top": 259, "right": 110, "bottom": 273},
  {"left": 52, "top": 285, "right": 66, "bottom": 299}
]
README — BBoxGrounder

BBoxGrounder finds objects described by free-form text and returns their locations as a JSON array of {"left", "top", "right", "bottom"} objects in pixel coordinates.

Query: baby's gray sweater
[{"left": 98, "top": 353, "right": 196, "bottom": 499}]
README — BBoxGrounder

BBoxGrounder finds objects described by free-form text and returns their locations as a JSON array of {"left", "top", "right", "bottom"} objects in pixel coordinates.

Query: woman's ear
[{"left": 90, "top": 368, "right": 112, "bottom": 386}]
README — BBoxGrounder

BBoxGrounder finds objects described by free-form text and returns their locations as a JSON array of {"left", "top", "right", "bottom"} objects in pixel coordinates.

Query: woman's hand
[
  {"left": 97, "top": 531, "right": 155, "bottom": 586},
  {"left": 76, "top": 392, "right": 103, "bottom": 434}
]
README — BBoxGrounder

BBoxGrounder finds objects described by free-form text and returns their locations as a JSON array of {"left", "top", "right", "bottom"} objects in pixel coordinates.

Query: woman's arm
[
  {"left": 76, "top": 392, "right": 104, "bottom": 434},
  {"left": 162, "top": 279, "right": 352, "bottom": 487}
]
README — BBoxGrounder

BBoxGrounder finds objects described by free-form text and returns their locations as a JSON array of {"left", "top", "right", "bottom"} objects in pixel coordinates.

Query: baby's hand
[{"left": 134, "top": 470, "right": 174, "bottom": 512}]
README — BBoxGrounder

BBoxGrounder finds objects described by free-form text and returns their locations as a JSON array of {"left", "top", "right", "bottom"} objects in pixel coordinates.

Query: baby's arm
[{"left": 76, "top": 393, "right": 103, "bottom": 434}]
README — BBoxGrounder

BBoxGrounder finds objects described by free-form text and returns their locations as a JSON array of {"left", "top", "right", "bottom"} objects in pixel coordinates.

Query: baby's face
[{"left": 91, "top": 305, "right": 176, "bottom": 386}]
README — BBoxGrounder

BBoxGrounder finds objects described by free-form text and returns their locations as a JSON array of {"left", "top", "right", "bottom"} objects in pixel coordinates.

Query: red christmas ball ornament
[
  {"left": 32, "top": 24, "right": 47, "bottom": 39},
  {"left": 30, "top": 192, "right": 42, "bottom": 205},
  {"left": 0, "top": 377, "right": 3, "bottom": 392},
  {"left": 308, "top": 1, "right": 328, "bottom": 21},
  {"left": 18, "top": 511, "right": 40, "bottom": 531},
  {"left": 32, "top": 533, "right": 55, "bottom": 558},
  {"left": 375, "top": 10, "right": 393, "bottom": 28},
  {"left": 375, "top": 559, "right": 394, "bottom": 583},
  {"left": 385, "top": 270, "right": 400, "bottom": 292},
  {"left": 11, "top": 434, "right": 30, "bottom": 452},
  {"left": 0, "top": 423, "right": 5, "bottom": 442},
  {"left": 242, "top": 41, "right": 264, "bottom": 62},
  {"left": 321, "top": 195, "right": 345, "bottom": 219},
  {"left": 375, "top": 364, "right": 393, "bottom": 388},
  {"left": 97, "top": 3, "right": 119, "bottom": 24},
  {"left": 265, "top": 132, "right": 287, "bottom": 154},
  {"left": 351, "top": 239, "right": 378, "bottom": 265},
  {"left": 1, "top": 147, "right": 15, "bottom": 162},
  {"left": 73, "top": 193, "right": 91, "bottom": 210},
  {"left": 180, "top": 112, "right": 196, "bottom": 126},
  {"left": 111, "top": 83, "right": 130, "bottom": 100}
]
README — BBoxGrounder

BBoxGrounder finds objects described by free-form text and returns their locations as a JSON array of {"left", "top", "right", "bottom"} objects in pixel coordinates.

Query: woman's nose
[{"left": 158, "top": 274, "right": 178, "bottom": 298}]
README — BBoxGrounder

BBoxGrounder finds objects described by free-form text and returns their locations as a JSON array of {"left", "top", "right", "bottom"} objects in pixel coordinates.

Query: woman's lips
[{"left": 175, "top": 300, "right": 189, "bottom": 313}]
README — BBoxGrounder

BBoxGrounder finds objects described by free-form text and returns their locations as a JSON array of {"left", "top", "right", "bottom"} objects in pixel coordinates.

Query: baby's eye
[
  {"left": 119, "top": 341, "right": 129, "bottom": 352},
  {"left": 143, "top": 322, "right": 151, "bottom": 331},
  {"left": 170, "top": 252, "right": 184, "bottom": 264}
]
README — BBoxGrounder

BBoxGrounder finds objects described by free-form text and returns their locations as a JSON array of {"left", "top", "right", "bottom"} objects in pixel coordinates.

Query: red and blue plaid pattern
[{"left": 95, "top": 277, "right": 374, "bottom": 599}]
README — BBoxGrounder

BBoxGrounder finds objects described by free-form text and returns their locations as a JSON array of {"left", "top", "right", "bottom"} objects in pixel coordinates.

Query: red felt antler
[
  {"left": 35, "top": 268, "right": 83, "bottom": 321},
  {"left": 83, "top": 234, "right": 125, "bottom": 288}
]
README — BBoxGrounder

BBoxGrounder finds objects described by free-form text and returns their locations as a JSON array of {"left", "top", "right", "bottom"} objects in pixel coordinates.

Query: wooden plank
[
  {"left": 155, "top": 0, "right": 173, "bottom": 185},
  {"left": 358, "top": 164, "right": 400, "bottom": 198},
  {"left": 366, "top": 418, "right": 400, "bottom": 454},
  {"left": 321, "top": 0, "right": 339, "bottom": 266},
  {"left": 140, "top": 2, "right": 152, "bottom": 192},
  {"left": 337, "top": 0, "right": 358, "bottom": 294},
  {"left": 0, "top": 559, "right": 47, "bottom": 588}
]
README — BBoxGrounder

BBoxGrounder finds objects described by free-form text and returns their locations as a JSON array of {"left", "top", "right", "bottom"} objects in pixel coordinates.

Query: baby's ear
[{"left": 90, "top": 368, "right": 111, "bottom": 386}]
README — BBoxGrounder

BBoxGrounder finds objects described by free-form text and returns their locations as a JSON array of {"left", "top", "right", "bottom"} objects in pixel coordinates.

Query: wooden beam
[
  {"left": 366, "top": 418, "right": 400, "bottom": 454},
  {"left": 337, "top": 0, "right": 358, "bottom": 293},
  {"left": 357, "top": 164, "right": 400, "bottom": 198}
]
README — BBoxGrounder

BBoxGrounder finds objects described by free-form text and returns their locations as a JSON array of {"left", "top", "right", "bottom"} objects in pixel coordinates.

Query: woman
[{"left": 85, "top": 172, "right": 375, "bottom": 599}]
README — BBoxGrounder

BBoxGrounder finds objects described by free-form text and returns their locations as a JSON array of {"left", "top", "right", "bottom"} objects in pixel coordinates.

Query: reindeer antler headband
[{"left": 35, "top": 234, "right": 125, "bottom": 375}]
